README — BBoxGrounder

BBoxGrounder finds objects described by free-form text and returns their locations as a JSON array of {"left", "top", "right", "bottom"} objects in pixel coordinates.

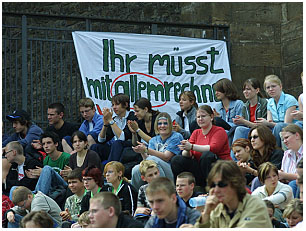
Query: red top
[
  {"left": 189, "top": 125, "right": 231, "bottom": 161},
  {"left": 249, "top": 104, "right": 257, "bottom": 122}
]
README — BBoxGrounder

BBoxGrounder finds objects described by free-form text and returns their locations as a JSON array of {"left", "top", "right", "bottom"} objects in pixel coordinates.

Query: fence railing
[{"left": 2, "top": 12, "right": 230, "bottom": 134}]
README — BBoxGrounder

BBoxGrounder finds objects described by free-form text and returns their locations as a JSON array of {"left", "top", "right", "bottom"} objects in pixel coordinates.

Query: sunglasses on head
[{"left": 210, "top": 181, "right": 228, "bottom": 188}]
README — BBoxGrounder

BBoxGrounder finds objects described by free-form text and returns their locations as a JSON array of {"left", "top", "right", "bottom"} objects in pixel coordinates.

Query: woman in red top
[{"left": 171, "top": 105, "right": 231, "bottom": 188}]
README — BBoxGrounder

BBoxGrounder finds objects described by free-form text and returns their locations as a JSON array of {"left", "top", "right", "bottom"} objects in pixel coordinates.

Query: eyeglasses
[
  {"left": 210, "top": 181, "right": 228, "bottom": 188},
  {"left": 250, "top": 135, "right": 259, "bottom": 140},
  {"left": 157, "top": 122, "right": 168, "bottom": 126},
  {"left": 18, "top": 199, "right": 28, "bottom": 209},
  {"left": 82, "top": 177, "right": 93, "bottom": 182},
  {"left": 3, "top": 150, "right": 14, "bottom": 156}
]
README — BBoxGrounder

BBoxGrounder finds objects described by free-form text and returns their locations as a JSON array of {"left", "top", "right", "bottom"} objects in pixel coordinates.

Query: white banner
[{"left": 72, "top": 31, "right": 231, "bottom": 118}]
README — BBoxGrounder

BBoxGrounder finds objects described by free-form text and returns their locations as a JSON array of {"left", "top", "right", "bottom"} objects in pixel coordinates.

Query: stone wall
[{"left": 3, "top": 2, "right": 303, "bottom": 99}]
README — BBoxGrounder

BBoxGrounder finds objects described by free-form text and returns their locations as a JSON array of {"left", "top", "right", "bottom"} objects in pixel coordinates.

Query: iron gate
[{"left": 2, "top": 12, "right": 230, "bottom": 134}]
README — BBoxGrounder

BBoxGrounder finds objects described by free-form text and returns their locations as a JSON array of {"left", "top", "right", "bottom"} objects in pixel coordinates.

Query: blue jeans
[
  {"left": 251, "top": 177, "right": 263, "bottom": 192},
  {"left": 131, "top": 156, "right": 174, "bottom": 191},
  {"left": 272, "top": 123, "right": 288, "bottom": 148},
  {"left": 35, "top": 165, "right": 67, "bottom": 195},
  {"left": 289, "top": 180, "right": 300, "bottom": 198},
  {"left": 7, "top": 213, "right": 23, "bottom": 228},
  {"left": 230, "top": 126, "right": 250, "bottom": 161}
]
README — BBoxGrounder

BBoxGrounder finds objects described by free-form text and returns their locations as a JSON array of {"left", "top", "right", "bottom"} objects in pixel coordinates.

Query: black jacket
[
  {"left": 79, "top": 185, "right": 110, "bottom": 215},
  {"left": 109, "top": 180, "right": 138, "bottom": 216},
  {"left": 116, "top": 213, "right": 144, "bottom": 228},
  {"left": 3, "top": 155, "right": 43, "bottom": 195}
]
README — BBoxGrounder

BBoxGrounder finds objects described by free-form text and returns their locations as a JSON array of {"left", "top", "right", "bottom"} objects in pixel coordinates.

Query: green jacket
[{"left": 194, "top": 194, "right": 272, "bottom": 228}]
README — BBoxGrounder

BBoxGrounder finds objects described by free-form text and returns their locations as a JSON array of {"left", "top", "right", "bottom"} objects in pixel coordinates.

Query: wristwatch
[
  {"left": 136, "top": 128, "right": 141, "bottom": 133},
  {"left": 109, "top": 120, "right": 115, "bottom": 125}
]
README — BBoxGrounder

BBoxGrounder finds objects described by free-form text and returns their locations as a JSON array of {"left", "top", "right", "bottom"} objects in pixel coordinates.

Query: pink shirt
[{"left": 281, "top": 145, "right": 303, "bottom": 173}]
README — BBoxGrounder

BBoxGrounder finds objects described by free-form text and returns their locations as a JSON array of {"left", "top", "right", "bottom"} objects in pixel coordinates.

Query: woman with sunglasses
[
  {"left": 172, "top": 91, "right": 198, "bottom": 139},
  {"left": 246, "top": 125, "right": 283, "bottom": 191},
  {"left": 190, "top": 160, "right": 272, "bottom": 228},
  {"left": 230, "top": 78, "right": 267, "bottom": 160},
  {"left": 255, "top": 75, "right": 298, "bottom": 148},
  {"left": 131, "top": 112, "right": 183, "bottom": 191},
  {"left": 79, "top": 166, "right": 109, "bottom": 216},
  {"left": 104, "top": 161, "right": 138, "bottom": 216},
  {"left": 171, "top": 105, "right": 231, "bottom": 189}
]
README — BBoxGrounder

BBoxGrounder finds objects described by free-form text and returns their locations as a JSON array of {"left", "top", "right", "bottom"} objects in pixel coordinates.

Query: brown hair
[
  {"left": 146, "top": 177, "right": 176, "bottom": 197},
  {"left": 207, "top": 160, "right": 246, "bottom": 201},
  {"left": 248, "top": 125, "right": 277, "bottom": 169},
  {"left": 112, "top": 93, "right": 130, "bottom": 111},
  {"left": 154, "top": 112, "right": 173, "bottom": 135},
  {"left": 243, "top": 78, "right": 264, "bottom": 98},
  {"left": 20, "top": 211, "right": 54, "bottom": 228},
  {"left": 197, "top": 105, "right": 215, "bottom": 125},
  {"left": 213, "top": 78, "right": 240, "bottom": 100},
  {"left": 179, "top": 91, "right": 198, "bottom": 109},
  {"left": 257, "top": 162, "right": 279, "bottom": 184},
  {"left": 12, "top": 186, "right": 32, "bottom": 205},
  {"left": 90, "top": 192, "right": 122, "bottom": 217},
  {"left": 281, "top": 124, "right": 303, "bottom": 142},
  {"left": 79, "top": 98, "right": 95, "bottom": 109},
  {"left": 231, "top": 138, "right": 252, "bottom": 150},
  {"left": 177, "top": 172, "right": 196, "bottom": 185}
]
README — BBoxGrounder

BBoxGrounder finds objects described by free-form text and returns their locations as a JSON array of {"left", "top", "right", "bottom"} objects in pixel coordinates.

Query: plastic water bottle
[{"left": 189, "top": 196, "right": 207, "bottom": 207}]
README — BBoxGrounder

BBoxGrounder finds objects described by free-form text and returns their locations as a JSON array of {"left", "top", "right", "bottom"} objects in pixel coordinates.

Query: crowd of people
[{"left": 2, "top": 74, "right": 303, "bottom": 228}]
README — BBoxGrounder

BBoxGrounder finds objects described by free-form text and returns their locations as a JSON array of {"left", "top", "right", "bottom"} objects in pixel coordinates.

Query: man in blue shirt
[{"left": 62, "top": 98, "right": 104, "bottom": 153}]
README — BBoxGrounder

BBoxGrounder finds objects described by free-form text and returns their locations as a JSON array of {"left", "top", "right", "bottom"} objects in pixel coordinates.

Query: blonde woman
[
  {"left": 104, "top": 161, "right": 138, "bottom": 216},
  {"left": 256, "top": 75, "right": 298, "bottom": 148}
]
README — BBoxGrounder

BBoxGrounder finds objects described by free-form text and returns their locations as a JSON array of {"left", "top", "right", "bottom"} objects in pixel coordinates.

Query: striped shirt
[{"left": 281, "top": 145, "right": 303, "bottom": 173}]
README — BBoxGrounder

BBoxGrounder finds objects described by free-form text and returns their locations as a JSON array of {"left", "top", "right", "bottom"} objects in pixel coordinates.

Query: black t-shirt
[{"left": 46, "top": 121, "right": 79, "bottom": 140}]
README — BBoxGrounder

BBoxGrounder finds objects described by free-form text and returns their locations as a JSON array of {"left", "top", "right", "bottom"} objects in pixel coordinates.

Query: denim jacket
[{"left": 214, "top": 99, "right": 244, "bottom": 127}]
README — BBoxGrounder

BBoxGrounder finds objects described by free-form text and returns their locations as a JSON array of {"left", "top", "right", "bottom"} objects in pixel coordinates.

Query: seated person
[
  {"left": 145, "top": 177, "right": 201, "bottom": 228},
  {"left": 71, "top": 211, "right": 90, "bottom": 228},
  {"left": 134, "top": 160, "right": 160, "bottom": 223},
  {"left": 282, "top": 198, "right": 303, "bottom": 228},
  {"left": 252, "top": 162, "right": 293, "bottom": 211},
  {"left": 190, "top": 160, "right": 272, "bottom": 228},
  {"left": 103, "top": 161, "right": 138, "bottom": 216},
  {"left": 279, "top": 124, "right": 303, "bottom": 197},
  {"left": 31, "top": 102, "right": 79, "bottom": 152},
  {"left": 62, "top": 98, "right": 104, "bottom": 153},
  {"left": 60, "top": 168, "right": 86, "bottom": 226},
  {"left": 2, "top": 110, "right": 43, "bottom": 155},
  {"left": 176, "top": 172, "right": 201, "bottom": 208},
  {"left": 171, "top": 105, "right": 231, "bottom": 189},
  {"left": 212, "top": 78, "right": 244, "bottom": 132},
  {"left": 20, "top": 210, "right": 54, "bottom": 228},
  {"left": 231, "top": 138, "right": 256, "bottom": 186},
  {"left": 131, "top": 112, "right": 183, "bottom": 191},
  {"left": 173, "top": 91, "right": 198, "bottom": 139},
  {"left": 6, "top": 186, "right": 62, "bottom": 228},
  {"left": 2, "top": 141, "right": 42, "bottom": 197},
  {"left": 264, "top": 200, "right": 287, "bottom": 228},
  {"left": 91, "top": 93, "right": 136, "bottom": 164},
  {"left": 79, "top": 166, "right": 110, "bottom": 215},
  {"left": 89, "top": 192, "right": 144, "bottom": 228},
  {"left": 26, "top": 131, "right": 71, "bottom": 195}
]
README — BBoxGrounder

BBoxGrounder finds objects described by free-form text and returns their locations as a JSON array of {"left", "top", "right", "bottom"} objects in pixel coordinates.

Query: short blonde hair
[
  {"left": 139, "top": 160, "right": 158, "bottom": 176},
  {"left": 283, "top": 198, "right": 303, "bottom": 218},
  {"left": 78, "top": 211, "right": 90, "bottom": 226},
  {"left": 263, "top": 74, "right": 282, "bottom": 90}
]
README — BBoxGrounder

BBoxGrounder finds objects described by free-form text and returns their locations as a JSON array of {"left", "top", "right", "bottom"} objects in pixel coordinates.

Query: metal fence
[{"left": 2, "top": 12, "right": 230, "bottom": 134}]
